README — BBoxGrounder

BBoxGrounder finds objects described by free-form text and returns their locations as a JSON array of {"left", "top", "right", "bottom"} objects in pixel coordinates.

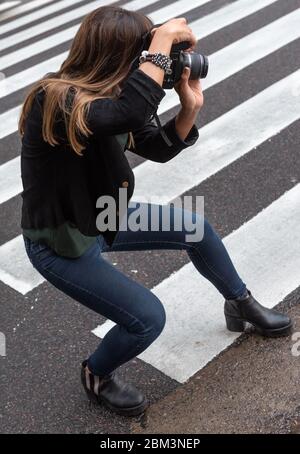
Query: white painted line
[
  {"left": 93, "top": 183, "right": 300, "bottom": 382},
  {"left": 0, "top": 0, "right": 112, "bottom": 50},
  {"left": 0, "top": 0, "right": 54, "bottom": 25},
  {"left": 192, "top": 0, "right": 277, "bottom": 38},
  {"left": 0, "top": 0, "right": 276, "bottom": 73},
  {"left": 149, "top": 0, "right": 211, "bottom": 24},
  {"left": 0, "top": 103, "right": 19, "bottom": 140},
  {"left": 0, "top": 70, "right": 299, "bottom": 296},
  {"left": 0, "top": 234, "right": 44, "bottom": 295},
  {"left": 0, "top": 51, "right": 65, "bottom": 97},
  {"left": 0, "top": 0, "right": 88, "bottom": 34},
  {"left": 122, "top": 0, "right": 158, "bottom": 10},
  {"left": 133, "top": 69, "right": 300, "bottom": 204},
  {"left": 0, "top": 2, "right": 20, "bottom": 14},
  {"left": 0, "top": 0, "right": 195, "bottom": 51},
  {"left": 0, "top": 156, "right": 19, "bottom": 204}
]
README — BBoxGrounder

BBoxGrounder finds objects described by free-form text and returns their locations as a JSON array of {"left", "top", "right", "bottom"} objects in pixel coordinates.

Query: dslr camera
[{"left": 131, "top": 24, "right": 209, "bottom": 89}]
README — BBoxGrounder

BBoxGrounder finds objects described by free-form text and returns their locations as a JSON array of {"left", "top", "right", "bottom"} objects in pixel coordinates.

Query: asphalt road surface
[{"left": 0, "top": 0, "right": 299, "bottom": 434}]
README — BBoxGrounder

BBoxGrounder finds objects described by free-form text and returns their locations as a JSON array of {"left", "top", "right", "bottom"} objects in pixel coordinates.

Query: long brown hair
[{"left": 18, "top": 6, "right": 153, "bottom": 156}]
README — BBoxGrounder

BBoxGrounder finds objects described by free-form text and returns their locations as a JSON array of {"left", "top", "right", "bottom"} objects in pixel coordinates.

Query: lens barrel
[{"left": 184, "top": 52, "right": 209, "bottom": 80}]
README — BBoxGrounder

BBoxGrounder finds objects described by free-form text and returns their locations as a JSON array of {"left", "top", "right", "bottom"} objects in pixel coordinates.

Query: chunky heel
[
  {"left": 225, "top": 315, "right": 245, "bottom": 332},
  {"left": 224, "top": 290, "right": 292, "bottom": 338}
]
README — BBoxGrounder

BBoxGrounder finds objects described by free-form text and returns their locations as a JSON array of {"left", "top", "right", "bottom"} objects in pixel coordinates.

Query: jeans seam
[
  {"left": 110, "top": 238, "right": 225, "bottom": 283},
  {"left": 111, "top": 238, "right": 225, "bottom": 281},
  {"left": 109, "top": 237, "right": 243, "bottom": 298},
  {"left": 189, "top": 244, "right": 245, "bottom": 298},
  {"left": 108, "top": 238, "right": 190, "bottom": 251}
]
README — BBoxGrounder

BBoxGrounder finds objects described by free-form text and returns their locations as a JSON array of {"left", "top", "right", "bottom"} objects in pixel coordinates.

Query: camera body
[
  {"left": 163, "top": 40, "right": 208, "bottom": 89},
  {"left": 130, "top": 25, "right": 209, "bottom": 89}
]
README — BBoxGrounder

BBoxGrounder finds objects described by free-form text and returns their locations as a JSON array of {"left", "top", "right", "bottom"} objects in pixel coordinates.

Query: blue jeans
[{"left": 23, "top": 202, "right": 247, "bottom": 377}]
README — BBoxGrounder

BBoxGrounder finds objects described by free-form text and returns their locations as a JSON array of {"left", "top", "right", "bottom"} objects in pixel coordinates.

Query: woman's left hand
[{"left": 174, "top": 67, "right": 204, "bottom": 112}]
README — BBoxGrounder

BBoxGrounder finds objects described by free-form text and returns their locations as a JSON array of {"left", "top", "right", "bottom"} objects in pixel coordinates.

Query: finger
[
  {"left": 178, "top": 17, "right": 187, "bottom": 24},
  {"left": 189, "top": 32, "right": 197, "bottom": 47},
  {"left": 182, "top": 66, "right": 191, "bottom": 83},
  {"left": 186, "top": 45, "right": 196, "bottom": 52},
  {"left": 150, "top": 27, "right": 158, "bottom": 36},
  {"left": 189, "top": 79, "right": 203, "bottom": 93},
  {"left": 188, "top": 75, "right": 201, "bottom": 85},
  {"left": 181, "top": 67, "right": 191, "bottom": 87}
]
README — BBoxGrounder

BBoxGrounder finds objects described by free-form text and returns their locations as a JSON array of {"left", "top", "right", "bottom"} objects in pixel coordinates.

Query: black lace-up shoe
[
  {"left": 224, "top": 290, "right": 292, "bottom": 337},
  {"left": 81, "top": 360, "right": 149, "bottom": 416}
]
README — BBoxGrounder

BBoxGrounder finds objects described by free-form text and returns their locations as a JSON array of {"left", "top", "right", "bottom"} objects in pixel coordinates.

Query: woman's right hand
[
  {"left": 154, "top": 18, "right": 197, "bottom": 48},
  {"left": 139, "top": 18, "right": 197, "bottom": 89}
]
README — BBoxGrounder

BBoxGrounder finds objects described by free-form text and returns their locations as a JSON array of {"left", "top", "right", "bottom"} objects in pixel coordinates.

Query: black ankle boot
[
  {"left": 224, "top": 290, "right": 292, "bottom": 337},
  {"left": 80, "top": 360, "right": 149, "bottom": 416}
]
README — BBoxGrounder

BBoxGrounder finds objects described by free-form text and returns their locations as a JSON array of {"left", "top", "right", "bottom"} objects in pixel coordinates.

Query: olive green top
[{"left": 22, "top": 133, "right": 129, "bottom": 258}]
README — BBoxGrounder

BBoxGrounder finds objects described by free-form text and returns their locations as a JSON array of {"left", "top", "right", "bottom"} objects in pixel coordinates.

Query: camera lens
[
  {"left": 190, "top": 53, "right": 209, "bottom": 79},
  {"left": 183, "top": 52, "right": 209, "bottom": 80},
  {"left": 198, "top": 54, "right": 209, "bottom": 78}
]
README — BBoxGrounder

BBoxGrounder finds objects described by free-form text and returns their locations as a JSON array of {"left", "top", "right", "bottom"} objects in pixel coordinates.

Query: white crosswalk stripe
[
  {"left": 149, "top": 0, "right": 211, "bottom": 23},
  {"left": 0, "top": 234, "right": 44, "bottom": 294},
  {"left": 0, "top": 1, "right": 59, "bottom": 26},
  {"left": 0, "top": 2, "right": 20, "bottom": 14},
  {"left": 0, "top": 0, "right": 299, "bottom": 385},
  {"left": 0, "top": 0, "right": 102, "bottom": 35}
]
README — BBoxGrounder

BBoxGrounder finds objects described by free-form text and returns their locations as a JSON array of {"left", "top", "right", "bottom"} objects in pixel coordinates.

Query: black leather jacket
[{"left": 20, "top": 68, "right": 199, "bottom": 246}]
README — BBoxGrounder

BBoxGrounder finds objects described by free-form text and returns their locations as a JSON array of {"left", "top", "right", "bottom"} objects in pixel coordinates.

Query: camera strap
[
  {"left": 153, "top": 112, "right": 173, "bottom": 147},
  {"left": 129, "top": 27, "right": 174, "bottom": 148}
]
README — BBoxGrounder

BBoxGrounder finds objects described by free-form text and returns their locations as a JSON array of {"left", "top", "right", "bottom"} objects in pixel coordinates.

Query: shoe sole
[
  {"left": 253, "top": 321, "right": 293, "bottom": 338},
  {"left": 225, "top": 315, "right": 293, "bottom": 338},
  {"left": 99, "top": 395, "right": 149, "bottom": 417}
]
